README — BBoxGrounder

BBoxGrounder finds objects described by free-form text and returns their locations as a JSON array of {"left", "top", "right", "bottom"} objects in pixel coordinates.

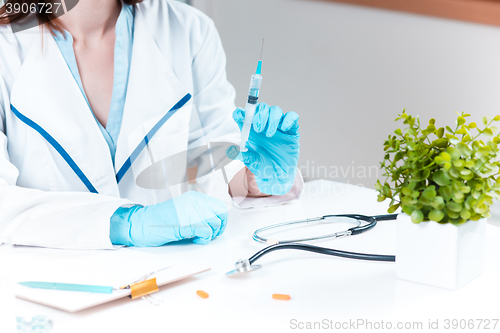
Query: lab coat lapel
[
  {"left": 115, "top": 10, "right": 191, "bottom": 184},
  {"left": 9, "top": 29, "right": 118, "bottom": 195}
]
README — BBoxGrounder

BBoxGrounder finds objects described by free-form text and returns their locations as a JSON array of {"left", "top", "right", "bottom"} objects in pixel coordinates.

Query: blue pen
[
  {"left": 18, "top": 265, "right": 174, "bottom": 294},
  {"left": 19, "top": 282, "right": 113, "bottom": 294}
]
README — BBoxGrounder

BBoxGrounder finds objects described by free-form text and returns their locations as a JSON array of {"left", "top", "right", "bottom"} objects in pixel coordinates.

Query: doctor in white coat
[{"left": 0, "top": 0, "right": 302, "bottom": 249}]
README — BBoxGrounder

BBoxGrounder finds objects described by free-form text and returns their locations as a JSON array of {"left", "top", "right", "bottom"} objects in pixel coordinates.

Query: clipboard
[{"left": 13, "top": 249, "right": 210, "bottom": 313}]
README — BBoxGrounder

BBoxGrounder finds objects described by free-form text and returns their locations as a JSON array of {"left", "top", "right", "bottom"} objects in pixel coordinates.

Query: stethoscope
[{"left": 225, "top": 214, "right": 398, "bottom": 276}]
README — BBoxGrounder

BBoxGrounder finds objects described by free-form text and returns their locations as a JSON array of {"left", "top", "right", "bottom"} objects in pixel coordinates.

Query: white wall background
[{"left": 191, "top": 0, "right": 500, "bottom": 189}]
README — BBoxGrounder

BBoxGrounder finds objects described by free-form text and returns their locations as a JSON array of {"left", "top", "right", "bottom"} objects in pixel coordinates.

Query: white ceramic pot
[{"left": 396, "top": 213, "right": 486, "bottom": 290}]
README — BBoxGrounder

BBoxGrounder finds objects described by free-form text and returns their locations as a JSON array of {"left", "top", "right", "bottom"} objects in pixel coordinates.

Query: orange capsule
[
  {"left": 272, "top": 293, "right": 291, "bottom": 300},
  {"left": 196, "top": 290, "right": 209, "bottom": 299}
]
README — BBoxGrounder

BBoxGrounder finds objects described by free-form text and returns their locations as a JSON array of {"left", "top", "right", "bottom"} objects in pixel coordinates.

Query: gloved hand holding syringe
[{"left": 227, "top": 39, "right": 300, "bottom": 196}]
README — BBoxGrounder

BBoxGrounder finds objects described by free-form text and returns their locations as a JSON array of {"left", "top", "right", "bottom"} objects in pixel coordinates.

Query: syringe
[{"left": 239, "top": 40, "right": 264, "bottom": 152}]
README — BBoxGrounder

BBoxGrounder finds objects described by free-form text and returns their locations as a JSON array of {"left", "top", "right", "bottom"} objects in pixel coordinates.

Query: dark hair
[{"left": 0, "top": 0, "right": 143, "bottom": 34}]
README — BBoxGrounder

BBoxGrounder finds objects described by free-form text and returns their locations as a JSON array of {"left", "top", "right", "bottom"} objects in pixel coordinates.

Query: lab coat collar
[
  {"left": 113, "top": 7, "right": 191, "bottom": 180},
  {"left": 9, "top": 9, "right": 191, "bottom": 196},
  {"left": 9, "top": 28, "right": 119, "bottom": 196}
]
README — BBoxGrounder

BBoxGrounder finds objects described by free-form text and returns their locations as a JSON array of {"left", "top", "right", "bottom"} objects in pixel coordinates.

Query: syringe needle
[{"left": 260, "top": 39, "right": 264, "bottom": 60}]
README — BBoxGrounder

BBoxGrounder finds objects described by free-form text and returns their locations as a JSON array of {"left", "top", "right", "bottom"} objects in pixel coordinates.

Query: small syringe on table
[{"left": 239, "top": 40, "right": 264, "bottom": 152}]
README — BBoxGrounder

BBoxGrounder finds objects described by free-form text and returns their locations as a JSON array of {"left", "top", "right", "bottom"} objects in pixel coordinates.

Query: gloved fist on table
[
  {"left": 229, "top": 103, "right": 300, "bottom": 196},
  {"left": 110, "top": 191, "right": 228, "bottom": 247}
]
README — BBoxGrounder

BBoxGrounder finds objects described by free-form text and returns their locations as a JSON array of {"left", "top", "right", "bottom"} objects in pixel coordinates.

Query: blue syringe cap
[{"left": 256, "top": 60, "right": 262, "bottom": 75}]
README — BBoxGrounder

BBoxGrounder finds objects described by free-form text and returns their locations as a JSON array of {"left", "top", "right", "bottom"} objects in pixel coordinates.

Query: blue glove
[
  {"left": 229, "top": 103, "right": 300, "bottom": 195},
  {"left": 109, "top": 191, "right": 228, "bottom": 246}
]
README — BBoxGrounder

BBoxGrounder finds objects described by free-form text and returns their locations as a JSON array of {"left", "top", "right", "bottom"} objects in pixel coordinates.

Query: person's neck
[{"left": 57, "top": 0, "right": 121, "bottom": 42}]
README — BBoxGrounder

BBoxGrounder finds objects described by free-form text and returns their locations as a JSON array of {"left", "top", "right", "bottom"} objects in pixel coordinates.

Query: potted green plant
[{"left": 376, "top": 111, "right": 500, "bottom": 289}]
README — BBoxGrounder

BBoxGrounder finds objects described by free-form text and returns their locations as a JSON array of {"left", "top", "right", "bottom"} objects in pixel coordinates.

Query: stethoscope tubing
[
  {"left": 253, "top": 213, "right": 397, "bottom": 244},
  {"left": 249, "top": 214, "right": 398, "bottom": 265},
  {"left": 249, "top": 243, "right": 395, "bottom": 265}
]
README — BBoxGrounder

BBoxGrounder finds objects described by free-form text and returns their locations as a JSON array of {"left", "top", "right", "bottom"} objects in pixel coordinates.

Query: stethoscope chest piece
[{"left": 225, "top": 259, "right": 262, "bottom": 277}]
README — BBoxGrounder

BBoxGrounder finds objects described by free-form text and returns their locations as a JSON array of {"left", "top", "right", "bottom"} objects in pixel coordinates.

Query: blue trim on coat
[
  {"left": 10, "top": 104, "right": 99, "bottom": 194},
  {"left": 116, "top": 93, "right": 192, "bottom": 184}
]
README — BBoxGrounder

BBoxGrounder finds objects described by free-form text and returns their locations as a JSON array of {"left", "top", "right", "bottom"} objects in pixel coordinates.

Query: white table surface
[{"left": 1, "top": 179, "right": 499, "bottom": 333}]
